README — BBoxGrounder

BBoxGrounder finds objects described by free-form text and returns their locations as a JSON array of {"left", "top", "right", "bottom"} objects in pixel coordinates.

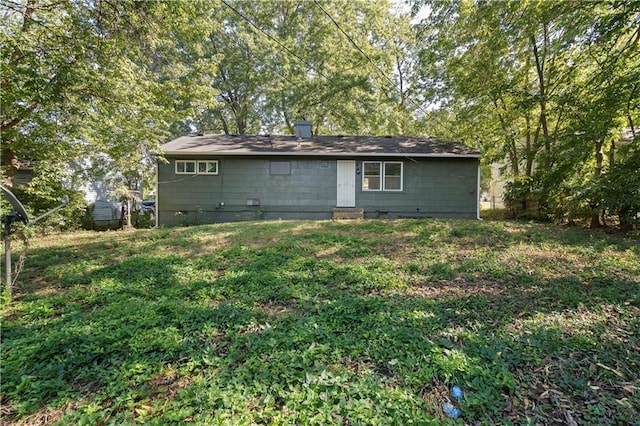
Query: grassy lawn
[{"left": 1, "top": 219, "right": 639, "bottom": 425}]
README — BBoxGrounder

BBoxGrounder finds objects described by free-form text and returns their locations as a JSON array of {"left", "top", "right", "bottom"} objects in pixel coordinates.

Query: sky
[{"left": 391, "top": 0, "right": 431, "bottom": 23}]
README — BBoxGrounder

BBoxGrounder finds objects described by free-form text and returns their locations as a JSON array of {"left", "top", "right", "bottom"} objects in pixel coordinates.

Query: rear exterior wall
[{"left": 157, "top": 156, "right": 478, "bottom": 226}]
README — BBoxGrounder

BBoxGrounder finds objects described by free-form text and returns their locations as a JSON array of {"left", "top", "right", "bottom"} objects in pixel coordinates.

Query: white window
[
  {"left": 198, "top": 160, "right": 218, "bottom": 175},
  {"left": 362, "top": 161, "right": 403, "bottom": 191},
  {"left": 363, "top": 161, "right": 382, "bottom": 191},
  {"left": 176, "top": 160, "right": 196, "bottom": 174},
  {"left": 384, "top": 162, "right": 403, "bottom": 191}
]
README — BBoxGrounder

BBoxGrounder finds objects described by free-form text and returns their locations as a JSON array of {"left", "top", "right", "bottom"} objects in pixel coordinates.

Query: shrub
[
  {"left": 5, "top": 186, "right": 86, "bottom": 232},
  {"left": 599, "top": 154, "right": 640, "bottom": 231}
]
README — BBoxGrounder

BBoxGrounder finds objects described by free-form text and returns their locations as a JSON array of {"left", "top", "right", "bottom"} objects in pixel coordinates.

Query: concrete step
[{"left": 332, "top": 208, "right": 364, "bottom": 219}]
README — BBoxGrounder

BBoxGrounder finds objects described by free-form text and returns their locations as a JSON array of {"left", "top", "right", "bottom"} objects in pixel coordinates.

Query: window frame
[
  {"left": 175, "top": 160, "right": 196, "bottom": 175},
  {"left": 383, "top": 161, "right": 403, "bottom": 191},
  {"left": 197, "top": 160, "right": 219, "bottom": 175},
  {"left": 362, "top": 161, "right": 382, "bottom": 191},
  {"left": 362, "top": 161, "right": 403, "bottom": 192}
]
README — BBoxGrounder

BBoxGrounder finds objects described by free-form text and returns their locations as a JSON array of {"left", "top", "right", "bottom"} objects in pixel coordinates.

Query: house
[
  {"left": 156, "top": 122, "right": 481, "bottom": 226},
  {"left": 9, "top": 158, "right": 35, "bottom": 187}
]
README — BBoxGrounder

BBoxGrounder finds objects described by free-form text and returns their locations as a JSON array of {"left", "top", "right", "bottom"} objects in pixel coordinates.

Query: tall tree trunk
[
  {"left": 492, "top": 98, "right": 519, "bottom": 176},
  {"left": 396, "top": 53, "right": 405, "bottom": 107},
  {"left": 509, "top": 136, "right": 519, "bottom": 177},
  {"left": 524, "top": 114, "right": 534, "bottom": 177},
  {"left": 531, "top": 29, "right": 551, "bottom": 171},
  {"left": 282, "top": 99, "right": 294, "bottom": 134},
  {"left": 590, "top": 139, "right": 605, "bottom": 228},
  {"left": 594, "top": 139, "right": 604, "bottom": 179},
  {"left": 217, "top": 113, "right": 229, "bottom": 135},
  {"left": 608, "top": 138, "right": 615, "bottom": 166},
  {"left": 1, "top": 144, "right": 19, "bottom": 187},
  {"left": 236, "top": 104, "right": 247, "bottom": 135},
  {"left": 627, "top": 83, "right": 637, "bottom": 139}
]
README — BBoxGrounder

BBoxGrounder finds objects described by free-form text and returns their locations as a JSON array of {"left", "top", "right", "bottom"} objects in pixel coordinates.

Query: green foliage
[
  {"left": 1, "top": 0, "right": 221, "bottom": 213},
  {"left": 2, "top": 220, "right": 639, "bottom": 424},
  {"left": 2, "top": 0, "right": 637, "bottom": 232},
  {"left": 503, "top": 176, "right": 536, "bottom": 218},
  {"left": 134, "top": 212, "right": 154, "bottom": 229},
  {"left": 4, "top": 185, "right": 86, "bottom": 232},
  {"left": 605, "top": 154, "right": 640, "bottom": 230},
  {"left": 588, "top": 152, "right": 640, "bottom": 230},
  {"left": 414, "top": 0, "right": 640, "bottom": 228},
  {"left": 191, "top": 0, "right": 422, "bottom": 136},
  {"left": 2, "top": 0, "right": 428, "bottom": 225}
]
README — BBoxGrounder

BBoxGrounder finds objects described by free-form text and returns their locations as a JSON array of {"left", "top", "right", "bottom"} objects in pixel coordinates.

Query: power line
[
  {"left": 219, "top": 0, "right": 335, "bottom": 86},
  {"left": 218, "top": 0, "right": 382, "bottom": 124},
  {"left": 312, "top": 0, "right": 454, "bottom": 134},
  {"left": 312, "top": 0, "right": 399, "bottom": 99},
  {"left": 211, "top": 13, "right": 359, "bottom": 127},
  {"left": 219, "top": 0, "right": 451, "bottom": 136}
]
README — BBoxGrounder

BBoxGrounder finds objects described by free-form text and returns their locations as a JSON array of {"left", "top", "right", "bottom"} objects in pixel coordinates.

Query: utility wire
[
  {"left": 219, "top": 0, "right": 451, "bottom": 136},
  {"left": 312, "top": 0, "right": 455, "bottom": 135},
  {"left": 312, "top": 0, "right": 399, "bottom": 99},
  {"left": 218, "top": 0, "right": 393, "bottom": 124},
  {"left": 219, "top": 0, "right": 335, "bottom": 85},
  {"left": 214, "top": 27, "right": 358, "bottom": 128}
]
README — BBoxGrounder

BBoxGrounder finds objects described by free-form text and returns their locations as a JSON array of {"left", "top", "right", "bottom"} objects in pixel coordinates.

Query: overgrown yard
[{"left": 1, "top": 219, "right": 638, "bottom": 425}]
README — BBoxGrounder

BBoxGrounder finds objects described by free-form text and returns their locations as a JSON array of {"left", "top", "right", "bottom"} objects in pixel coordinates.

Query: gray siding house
[{"left": 157, "top": 124, "right": 480, "bottom": 226}]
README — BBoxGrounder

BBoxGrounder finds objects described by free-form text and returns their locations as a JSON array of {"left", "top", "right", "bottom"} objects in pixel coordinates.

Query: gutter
[
  {"left": 161, "top": 151, "right": 481, "bottom": 159},
  {"left": 477, "top": 161, "right": 483, "bottom": 220}
]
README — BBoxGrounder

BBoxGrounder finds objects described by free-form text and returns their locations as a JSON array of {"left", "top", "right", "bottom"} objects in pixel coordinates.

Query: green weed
[{"left": 1, "top": 220, "right": 638, "bottom": 424}]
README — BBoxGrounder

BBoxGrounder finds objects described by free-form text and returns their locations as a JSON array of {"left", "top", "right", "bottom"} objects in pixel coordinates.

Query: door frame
[{"left": 336, "top": 160, "right": 356, "bottom": 207}]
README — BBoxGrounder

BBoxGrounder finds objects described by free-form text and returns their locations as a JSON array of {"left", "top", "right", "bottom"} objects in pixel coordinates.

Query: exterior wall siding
[
  {"left": 358, "top": 160, "right": 478, "bottom": 219},
  {"left": 157, "top": 155, "right": 478, "bottom": 226}
]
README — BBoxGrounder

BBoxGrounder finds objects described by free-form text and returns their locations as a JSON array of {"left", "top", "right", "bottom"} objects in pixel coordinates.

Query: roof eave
[{"left": 161, "top": 151, "right": 480, "bottom": 159}]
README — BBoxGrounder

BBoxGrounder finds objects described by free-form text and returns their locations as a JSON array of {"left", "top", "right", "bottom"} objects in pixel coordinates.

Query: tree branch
[{"left": 1, "top": 102, "right": 39, "bottom": 133}]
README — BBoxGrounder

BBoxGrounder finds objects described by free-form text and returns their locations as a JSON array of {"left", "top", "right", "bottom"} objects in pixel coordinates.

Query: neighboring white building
[{"left": 484, "top": 163, "right": 508, "bottom": 209}]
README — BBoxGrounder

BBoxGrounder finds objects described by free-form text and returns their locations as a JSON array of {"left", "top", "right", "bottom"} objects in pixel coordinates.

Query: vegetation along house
[{"left": 157, "top": 122, "right": 480, "bottom": 226}]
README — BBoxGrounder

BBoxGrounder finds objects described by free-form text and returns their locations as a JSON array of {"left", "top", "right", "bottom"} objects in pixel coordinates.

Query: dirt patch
[
  {"left": 403, "top": 278, "right": 506, "bottom": 299},
  {"left": 147, "top": 373, "right": 194, "bottom": 402},
  {"left": 4, "top": 400, "right": 72, "bottom": 426}
]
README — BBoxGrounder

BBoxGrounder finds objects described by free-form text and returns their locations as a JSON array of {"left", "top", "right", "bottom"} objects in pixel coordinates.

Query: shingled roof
[{"left": 162, "top": 134, "right": 480, "bottom": 158}]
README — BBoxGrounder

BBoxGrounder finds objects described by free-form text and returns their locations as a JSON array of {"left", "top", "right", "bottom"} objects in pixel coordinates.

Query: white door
[{"left": 336, "top": 160, "right": 356, "bottom": 207}]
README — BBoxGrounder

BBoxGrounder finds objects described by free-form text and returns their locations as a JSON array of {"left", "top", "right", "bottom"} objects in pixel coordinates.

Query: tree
[
  {"left": 560, "top": 0, "right": 640, "bottom": 226},
  {"left": 1, "top": 0, "right": 220, "bottom": 207},
  {"left": 411, "top": 0, "right": 639, "bottom": 227},
  {"left": 190, "top": 0, "right": 423, "bottom": 136}
]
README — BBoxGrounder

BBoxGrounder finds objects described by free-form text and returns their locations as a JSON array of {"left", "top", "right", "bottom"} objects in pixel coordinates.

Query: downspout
[
  {"left": 477, "top": 160, "right": 482, "bottom": 220},
  {"left": 154, "top": 156, "right": 159, "bottom": 228}
]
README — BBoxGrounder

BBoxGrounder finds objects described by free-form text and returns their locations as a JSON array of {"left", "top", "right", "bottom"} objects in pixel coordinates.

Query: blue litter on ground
[
  {"left": 451, "top": 385, "right": 464, "bottom": 400},
  {"left": 443, "top": 401, "right": 462, "bottom": 419}
]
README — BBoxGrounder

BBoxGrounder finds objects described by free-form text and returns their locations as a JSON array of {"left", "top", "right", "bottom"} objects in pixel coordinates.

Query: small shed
[{"left": 91, "top": 199, "right": 122, "bottom": 229}]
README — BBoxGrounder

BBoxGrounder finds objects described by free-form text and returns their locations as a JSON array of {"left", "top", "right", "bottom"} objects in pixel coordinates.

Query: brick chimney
[{"left": 294, "top": 121, "right": 312, "bottom": 138}]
